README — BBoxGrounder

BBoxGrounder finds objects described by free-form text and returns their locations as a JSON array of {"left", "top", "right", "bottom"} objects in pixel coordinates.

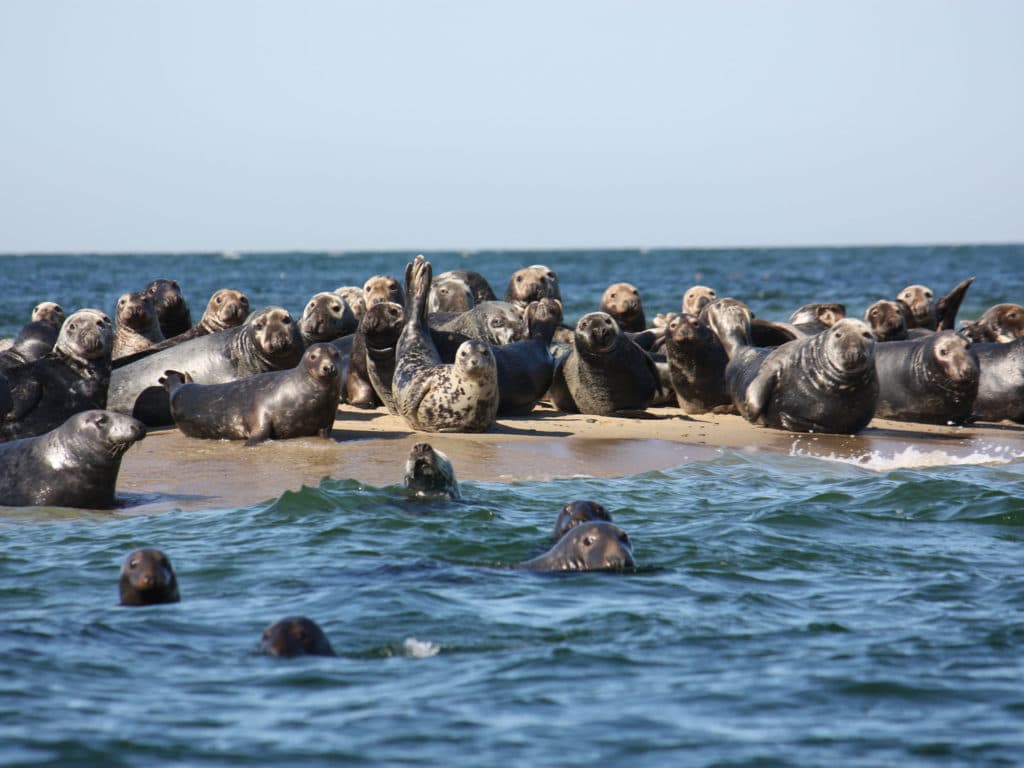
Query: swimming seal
[
  {"left": 599, "top": 282, "right": 646, "bottom": 333},
  {"left": 393, "top": 256, "right": 499, "bottom": 433},
  {"left": 0, "top": 409, "right": 145, "bottom": 508},
  {"left": 0, "top": 309, "right": 115, "bottom": 441},
  {"left": 873, "top": 331, "right": 979, "bottom": 425},
  {"left": 260, "top": 616, "right": 337, "bottom": 657},
  {"left": 708, "top": 301, "right": 878, "bottom": 433},
  {"left": 112, "top": 291, "right": 164, "bottom": 359},
  {"left": 300, "top": 291, "right": 358, "bottom": 345},
  {"left": 513, "top": 521, "right": 635, "bottom": 572},
  {"left": 552, "top": 500, "right": 612, "bottom": 541},
  {"left": 403, "top": 442, "right": 461, "bottom": 499},
  {"left": 108, "top": 306, "right": 304, "bottom": 426},
  {"left": 143, "top": 278, "right": 193, "bottom": 338},
  {"left": 161, "top": 342, "right": 341, "bottom": 445},
  {"left": 119, "top": 548, "right": 181, "bottom": 606},
  {"left": 548, "top": 312, "right": 660, "bottom": 416}
]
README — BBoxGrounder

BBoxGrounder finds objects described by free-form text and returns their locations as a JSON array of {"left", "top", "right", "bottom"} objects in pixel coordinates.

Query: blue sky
[{"left": 1, "top": 1, "right": 1021, "bottom": 252}]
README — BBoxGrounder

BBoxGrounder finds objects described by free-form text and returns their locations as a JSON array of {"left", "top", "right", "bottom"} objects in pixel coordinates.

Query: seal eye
[
  {"left": 516, "top": 275, "right": 523, "bottom": 283},
  {"left": 215, "top": 295, "right": 223, "bottom": 304},
  {"left": 129, "top": 559, "right": 139, "bottom": 569},
  {"left": 583, "top": 535, "right": 596, "bottom": 547},
  {"left": 282, "top": 316, "right": 292, "bottom": 325}
]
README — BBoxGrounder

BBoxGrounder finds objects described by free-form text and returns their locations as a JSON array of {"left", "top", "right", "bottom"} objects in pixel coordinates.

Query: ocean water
[{"left": 1, "top": 245, "right": 1024, "bottom": 766}]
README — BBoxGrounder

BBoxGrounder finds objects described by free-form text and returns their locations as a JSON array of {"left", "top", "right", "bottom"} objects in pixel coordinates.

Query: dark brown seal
[
  {"left": 362, "top": 302, "right": 405, "bottom": 414},
  {"left": 261, "top": 616, "right": 337, "bottom": 657},
  {"left": 513, "top": 521, "right": 635, "bottom": 571},
  {"left": 663, "top": 312, "right": 732, "bottom": 414},
  {"left": 548, "top": 312, "right": 660, "bottom": 415},
  {"left": 0, "top": 309, "right": 115, "bottom": 441},
  {"left": 552, "top": 500, "right": 612, "bottom": 541},
  {"left": 403, "top": 442, "right": 461, "bottom": 499},
  {"left": 0, "top": 409, "right": 144, "bottom": 508},
  {"left": 393, "top": 256, "right": 499, "bottom": 433},
  {"left": 434, "top": 269, "right": 497, "bottom": 304},
  {"left": 112, "top": 291, "right": 164, "bottom": 359},
  {"left": 864, "top": 299, "right": 911, "bottom": 342},
  {"left": 599, "top": 282, "right": 646, "bottom": 333},
  {"left": 0, "top": 321, "right": 58, "bottom": 371},
  {"left": 161, "top": 343, "right": 341, "bottom": 445},
  {"left": 961, "top": 303, "right": 1024, "bottom": 343},
  {"left": 143, "top": 278, "right": 192, "bottom": 338},
  {"left": 504, "top": 265, "right": 561, "bottom": 307},
  {"left": 119, "top": 548, "right": 181, "bottom": 606},
  {"left": 972, "top": 338, "right": 1024, "bottom": 423}
]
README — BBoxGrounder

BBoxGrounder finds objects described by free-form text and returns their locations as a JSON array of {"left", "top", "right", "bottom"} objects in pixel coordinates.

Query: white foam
[
  {"left": 790, "top": 442, "right": 1024, "bottom": 471},
  {"left": 402, "top": 637, "right": 441, "bottom": 658}
]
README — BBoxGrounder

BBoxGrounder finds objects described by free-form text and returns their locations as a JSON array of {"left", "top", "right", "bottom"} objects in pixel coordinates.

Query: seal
[
  {"left": 897, "top": 277, "right": 974, "bottom": 331},
  {"left": 504, "top": 265, "right": 561, "bottom": 307},
  {"left": 32, "top": 301, "right": 66, "bottom": 328},
  {"left": 143, "top": 278, "right": 193, "bottom": 338},
  {"left": 0, "top": 409, "right": 145, "bottom": 508},
  {"left": 864, "top": 299, "right": 911, "bottom": 342},
  {"left": 112, "top": 290, "right": 164, "bottom": 359},
  {"left": 682, "top": 285, "right": 718, "bottom": 315},
  {"left": 119, "top": 548, "right": 181, "bottom": 606},
  {"left": 108, "top": 306, "right": 305, "bottom": 427},
  {"left": 599, "top": 282, "right": 646, "bottom": 333},
  {"left": 160, "top": 342, "right": 341, "bottom": 445},
  {"left": 393, "top": 256, "right": 500, "bottom": 433},
  {"left": 789, "top": 303, "right": 846, "bottom": 335},
  {"left": 707, "top": 301, "right": 878, "bottom": 433},
  {"left": 552, "top": 500, "right": 612, "bottom": 541},
  {"left": 491, "top": 298, "right": 560, "bottom": 416},
  {"left": 363, "top": 274, "right": 405, "bottom": 308},
  {"left": 434, "top": 269, "right": 497, "bottom": 304},
  {"left": 260, "top": 616, "right": 337, "bottom": 657},
  {"left": 970, "top": 338, "right": 1024, "bottom": 423},
  {"left": 334, "top": 286, "right": 367, "bottom": 324},
  {"left": 663, "top": 312, "right": 732, "bottom": 414},
  {"left": 343, "top": 301, "right": 390, "bottom": 410},
  {"left": 513, "top": 521, "right": 635, "bottom": 571},
  {"left": 361, "top": 302, "right": 405, "bottom": 414},
  {"left": 428, "top": 275, "right": 475, "bottom": 314},
  {"left": 0, "top": 321, "right": 59, "bottom": 371},
  {"left": 960, "top": 303, "right": 1024, "bottom": 343},
  {"left": 873, "top": 331, "right": 979, "bottom": 425},
  {"left": 431, "top": 301, "right": 525, "bottom": 346},
  {"left": 548, "top": 311, "right": 660, "bottom": 416},
  {"left": 403, "top": 442, "right": 461, "bottom": 499},
  {"left": 300, "top": 291, "right": 358, "bottom": 345},
  {"left": 0, "top": 309, "right": 115, "bottom": 441}
]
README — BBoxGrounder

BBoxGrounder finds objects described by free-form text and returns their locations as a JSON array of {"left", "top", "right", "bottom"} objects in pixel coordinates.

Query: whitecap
[
  {"left": 402, "top": 637, "right": 441, "bottom": 658},
  {"left": 789, "top": 442, "right": 1024, "bottom": 471}
]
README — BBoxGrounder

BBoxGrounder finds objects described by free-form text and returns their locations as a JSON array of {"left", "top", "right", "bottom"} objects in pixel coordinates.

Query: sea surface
[{"left": 1, "top": 245, "right": 1023, "bottom": 767}]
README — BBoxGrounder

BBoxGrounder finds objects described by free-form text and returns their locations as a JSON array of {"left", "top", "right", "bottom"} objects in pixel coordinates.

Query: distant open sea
[{"left": 2, "top": 245, "right": 1023, "bottom": 767}]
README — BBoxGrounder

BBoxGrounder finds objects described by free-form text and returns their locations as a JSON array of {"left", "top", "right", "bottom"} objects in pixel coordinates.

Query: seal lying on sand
[
  {"left": 552, "top": 500, "right": 612, "bottom": 541},
  {"left": 108, "top": 306, "right": 304, "bottom": 426},
  {"left": 970, "top": 338, "right": 1024, "bottom": 423},
  {"left": 161, "top": 343, "right": 342, "bottom": 445},
  {"left": 403, "top": 442, "right": 461, "bottom": 499},
  {"left": 663, "top": 312, "right": 732, "bottom": 414},
  {"left": 513, "top": 521, "right": 635, "bottom": 571},
  {"left": 260, "top": 616, "right": 337, "bottom": 657},
  {"left": 119, "top": 548, "right": 181, "bottom": 606},
  {"left": 707, "top": 300, "right": 878, "bottom": 434},
  {"left": 393, "top": 256, "right": 499, "bottom": 433},
  {"left": 960, "top": 303, "right": 1024, "bottom": 343},
  {"left": 873, "top": 331, "right": 979, "bottom": 425},
  {"left": 0, "top": 309, "right": 115, "bottom": 441},
  {"left": 0, "top": 409, "right": 145, "bottom": 508},
  {"left": 548, "top": 311, "right": 660, "bottom": 416}
]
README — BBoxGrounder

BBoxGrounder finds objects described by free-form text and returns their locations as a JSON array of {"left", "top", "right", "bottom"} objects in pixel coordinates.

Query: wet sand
[{"left": 111, "top": 403, "right": 1024, "bottom": 515}]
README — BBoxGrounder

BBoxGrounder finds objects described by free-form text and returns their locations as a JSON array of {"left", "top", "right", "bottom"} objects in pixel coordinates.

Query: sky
[{"left": 1, "top": 1, "right": 1021, "bottom": 252}]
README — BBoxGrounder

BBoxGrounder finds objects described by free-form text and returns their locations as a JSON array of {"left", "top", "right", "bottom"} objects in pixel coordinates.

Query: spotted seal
[
  {"left": 143, "top": 278, "right": 192, "bottom": 338},
  {"left": 160, "top": 342, "right": 341, "bottom": 445},
  {"left": 393, "top": 256, "right": 499, "bottom": 433},
  {"left": 873, "top": 331, "right": 979, "bottom": 425},
  {"left": 0, "top": 309, "right": 115, "bottom": 441},
  {"left": 513, "top": 521, "right": 635, "bottom": 571},
  {"left": 119, "top": 548, "right": 181, "bottom": 606},
  {"left": 548, "top": 311, "right": 660, "bottom": 416},
  {"left": 403, "top": 442, "right": 461, "bottom": 499},
  {"left": 599, "top": 282, "right": 646, "bottom": 333},
  {"left": 108, "top": 306, "right": 304, "bottom": 426},
  {"left": 112, "top": 290, "right": 164, "bottom": 359},
  {"left": 431, "top": 301, "right": 525, "bottom": 346},
  {"left": 0, "top": 410, "right": 144, "bottom": 508},
  {"left": 260, "top": 617, "right": 336, "bottom": 657}
]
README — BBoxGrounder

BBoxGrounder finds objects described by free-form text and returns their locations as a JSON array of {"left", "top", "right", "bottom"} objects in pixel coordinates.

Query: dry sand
[{"left": 108, "top": 403, "right": 1024, "bottom": 515}]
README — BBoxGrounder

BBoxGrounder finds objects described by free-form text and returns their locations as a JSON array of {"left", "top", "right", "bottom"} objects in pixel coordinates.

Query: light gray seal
[
  {"left": 0, "top": 409, "right": 145, "bottom": 508},
  {"left": 513, "top": 521, "right": 635, "bottom": 572},
  {"left": 393, "top": 256, "right": 499, "bottom": 433},
  {"left": 300, "top": 291, "right": 358, "bottom": 345},
  {"left": 119, "top": 548, "right": 181, "bottom": 606},
  {"left": 403, "top": 442, "right": 461, "bottom": 499}
]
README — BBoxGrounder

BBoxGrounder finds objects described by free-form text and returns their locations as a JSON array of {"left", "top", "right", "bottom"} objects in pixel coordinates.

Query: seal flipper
[
  {"left": 547, "top": 355, "right": 579, "bottom": 413},
  {"left": 743, "top": 355, "right": 783, "bottom": 423},
  {"left": 935, "top": 276, "right": 974, "bottom": 331}
]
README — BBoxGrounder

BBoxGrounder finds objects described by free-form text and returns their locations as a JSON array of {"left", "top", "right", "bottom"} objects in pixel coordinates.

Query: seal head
[
  {"left": 119, "top": 548, "right": 181, "bottom": 606},
  {"left": 261, "top": 616, "right": 336, "bottom": 657}
]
